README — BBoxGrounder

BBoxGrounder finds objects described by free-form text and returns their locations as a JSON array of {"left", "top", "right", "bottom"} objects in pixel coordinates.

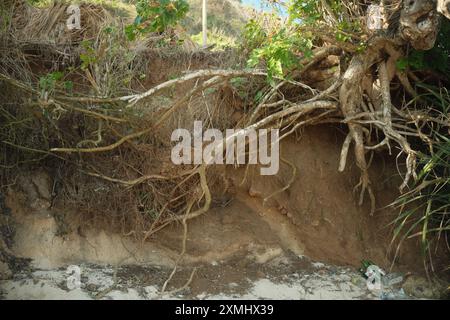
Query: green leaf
[{"left": 64, "top": 81, "right": 73, "bottom": 91}]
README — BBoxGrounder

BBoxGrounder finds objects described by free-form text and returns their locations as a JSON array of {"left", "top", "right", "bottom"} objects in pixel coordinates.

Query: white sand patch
[
  {"left": 202, "top": 273, "right": 368, "bottom": 300},
  {"left": 1, "top": 280, "right": 91, "bottom": 300},
  {"left": 0, "top": 262, "right": 409, "bottom": 300}
]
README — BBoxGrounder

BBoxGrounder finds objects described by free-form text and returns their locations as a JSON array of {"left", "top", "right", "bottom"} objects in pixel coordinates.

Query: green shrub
[
  {"left": 125, "top": 0, "right": 189, "bottom": 40},
  {"left": 391, "top": 87, "right": 450, "bottom": 265},
  {"left": 243, "top": 14, "right": 313, "bottom": 83}
]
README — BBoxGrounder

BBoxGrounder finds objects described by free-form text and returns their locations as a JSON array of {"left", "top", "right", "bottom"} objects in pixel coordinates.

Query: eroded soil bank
[{"left": 1, "top": 126, "right": 449, "bottom": 299}]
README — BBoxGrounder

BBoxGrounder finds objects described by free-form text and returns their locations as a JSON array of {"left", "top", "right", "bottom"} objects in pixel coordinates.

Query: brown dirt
[
  {"left": 112, "top": 252, "right": 319, "bottom": 298},
  {"left": 226, "top": 125, "right": 420, "bottom": 269},
  {"left": 3, "top": 124, "right": 442, "bottom": 277}
]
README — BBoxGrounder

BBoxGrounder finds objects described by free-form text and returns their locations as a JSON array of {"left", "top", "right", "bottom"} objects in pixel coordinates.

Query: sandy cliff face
[{"left": 2, "top": 126, "right": 431, "bottom": 272}]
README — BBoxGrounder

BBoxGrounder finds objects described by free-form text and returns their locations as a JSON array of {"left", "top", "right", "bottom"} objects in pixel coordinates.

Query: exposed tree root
[
  {"left": 143, "top": 165, "right": 211, "bottom": 241},
  {"left": 159, "top": 169, "right": 207, "bottom": 295},
  {"left": 0, "top": 57, "right": 432, "bottom": 219},
  {"left": 263, "top": 156, "right": 297, "bottom": 205},
  {"left": 2, "top": 0, "right": 449, "bottom": 239}
]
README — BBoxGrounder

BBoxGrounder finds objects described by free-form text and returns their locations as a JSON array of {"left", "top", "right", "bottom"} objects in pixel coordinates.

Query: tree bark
[
  {"left": 399, "top": 0, "right": 440, "bottom": 50},
  {"left": 438, "top": 0, "right": 450, "bottom": 19}
]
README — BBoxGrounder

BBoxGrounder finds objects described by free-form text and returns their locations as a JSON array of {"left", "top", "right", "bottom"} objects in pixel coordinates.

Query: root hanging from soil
[
  {"left": 1, "top": 0, "right": 449, "bottom": 246},
  {"left": 160, "top": 166, "right": 210, "bottom": 295}
]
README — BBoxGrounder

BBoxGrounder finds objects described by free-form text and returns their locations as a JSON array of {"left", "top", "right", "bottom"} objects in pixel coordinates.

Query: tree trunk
[
  {"left": 438, "top": 0, "right": 450, "bottom": 19},
  {"left": 399, "top": 0, "right": 440, "bottom": 50}
]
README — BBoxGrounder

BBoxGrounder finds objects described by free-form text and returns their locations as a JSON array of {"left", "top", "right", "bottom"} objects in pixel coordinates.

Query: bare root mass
[{"left": 1, "top": 0, "right": 449, "bottom": 239}]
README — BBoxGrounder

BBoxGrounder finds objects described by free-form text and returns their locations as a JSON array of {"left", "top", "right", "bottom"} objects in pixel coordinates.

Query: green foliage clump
[
  {"left": 287, "top": 0, "right": 321, "bottom": 25},
  {"left": 241, "top": 18, "right": 267, "bottom": 52},
  {"left": 242, "top": 10, "right": 314, "bottom": 83},
  {"left": 79, "top": 40, "right": 98, "bottom": 70},
  {"left": 125, "top": 0, "right": 189, "bottom": 40},
  {"left": 242, "top": 0, "right": 366, "bottom": 83},
  {"left": 26, "top": 0, "right": 50, "bottom": 6},
  {"left": 39, "top": 71, "right": 73, "bottom": 96},
  {"left": 246, "top": 27, "right": 312, "bottom": 83}
]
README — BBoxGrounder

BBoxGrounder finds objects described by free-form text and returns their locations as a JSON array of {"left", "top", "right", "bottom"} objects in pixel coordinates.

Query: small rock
[
  {"left": 311, "top": 220, "right": 320, "bottom": 227},
  {"left": 351, "top": 276, "right": 366, "bottom": 287},
  {"left": 312, "top": 262, "right": 325, "bottom": 269},
  {"left": 0, "top": 261, "right": 12, "bottom": 280},
  {"left": 248, "top": 186, "right": 262, "bottom": 198},
  {"left": 17, "top": 171, "right": 52, "bottom": 211},
  {"left": 86, "top": 283, "right": 98, "bottom": 292},
  {"left": 278, "top": 206, "right": 288, "bottom": 215},
  {"left": 339, "top": 274, "right": 352, "bottom": 282},
  {"left": 402, "top": 276, "right": 446, "bottom": 299}
]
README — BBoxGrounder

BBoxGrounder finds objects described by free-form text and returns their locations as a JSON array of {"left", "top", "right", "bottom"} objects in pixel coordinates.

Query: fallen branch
[{"left": 124, "top": 69, "right": 267, "bottom": 106}]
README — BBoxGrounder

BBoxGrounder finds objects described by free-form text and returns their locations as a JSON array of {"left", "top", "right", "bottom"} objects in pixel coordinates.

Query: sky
[
  {"left": 240, "top": 0, "right": 287, "bottom": 16},
  {"left": 241, "top": 0, "right": 271, "bottom": 11}
]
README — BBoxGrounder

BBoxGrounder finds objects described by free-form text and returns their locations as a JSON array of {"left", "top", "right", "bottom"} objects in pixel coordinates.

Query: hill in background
[
  {"left": 27, "top": 0, "right": 252, "bottom": 48},
  {"left": 182, "top": 0, "right": 249, "bottom": 36}
]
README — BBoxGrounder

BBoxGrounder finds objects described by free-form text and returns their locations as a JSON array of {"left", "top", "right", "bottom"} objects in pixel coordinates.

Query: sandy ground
[{"left": 0, "top": 254, "right": 409, "bottom": 300}]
